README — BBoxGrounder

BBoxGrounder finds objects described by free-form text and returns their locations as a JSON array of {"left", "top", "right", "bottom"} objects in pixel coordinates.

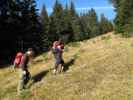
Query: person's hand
[{"left": 23, "top": 71, "right": 26, "bottom": 75}]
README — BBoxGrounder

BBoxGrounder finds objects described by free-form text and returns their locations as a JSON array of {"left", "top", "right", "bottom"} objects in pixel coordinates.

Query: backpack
[{"left": 13, "top": 52, "right": 23, "bottom": 68}]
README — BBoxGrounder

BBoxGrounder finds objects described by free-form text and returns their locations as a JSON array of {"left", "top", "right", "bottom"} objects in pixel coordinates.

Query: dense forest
[
  {"left": 0, "top": 0, "right": 113, "bottom": 65},
  {"left": 110, "top": 0, "right": 133, "bottom": 36}
]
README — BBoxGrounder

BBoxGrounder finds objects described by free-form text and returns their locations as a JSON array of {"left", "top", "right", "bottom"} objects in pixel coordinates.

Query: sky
[{"left": 36, "top": 0, "right": 116, "bottom": 20}]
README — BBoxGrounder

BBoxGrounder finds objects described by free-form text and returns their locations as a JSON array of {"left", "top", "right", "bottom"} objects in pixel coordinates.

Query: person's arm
[
  {"left": 19, "top": 55, "right": 26, "bottom": 70},
  {"left": 28, "top": 56, "right": 33, "bottom": 66}
]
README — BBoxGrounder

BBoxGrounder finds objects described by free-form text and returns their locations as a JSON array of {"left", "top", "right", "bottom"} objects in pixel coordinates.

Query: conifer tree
[
  {"left": 40, "top": 4, "right": 50, "bottom": 48},
  {"left": 99, "top": 14, "right": 113, "bottom": 34},
  {"left": 87, "top": 8, "right": 100, "bottom": 37}
]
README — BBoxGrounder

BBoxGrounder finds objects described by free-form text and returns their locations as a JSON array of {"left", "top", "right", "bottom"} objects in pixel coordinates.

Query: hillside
[{"left": 0, "top": 32, "right": 133, "bottom": 100}]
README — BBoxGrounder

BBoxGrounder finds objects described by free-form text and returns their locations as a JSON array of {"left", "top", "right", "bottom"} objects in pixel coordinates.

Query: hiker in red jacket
[
  {"left": 52, "top": 40, "right": 64, "bottom": 74},
  {"left": 17, "top": 48, "right": 33, "bottom": 93}
]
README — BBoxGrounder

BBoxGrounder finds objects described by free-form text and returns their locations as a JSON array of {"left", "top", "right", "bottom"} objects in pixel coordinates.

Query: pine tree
[
  {"left": 110, "top": 0, "right": 133, "bottom": 35},
  {"left": 50, "top": 0, "right": 64, "bottom": 36},
  {"left": 0, "top": 0, "right": 18, "bottom": 63},
  {"left": 69, "top": 1, "right": 78, "bottom": 18},
  {"left": 0, "top": 0, "right": 42, "bottom": 64},
  {"left": 87, "top": 8, "right": 100, "bottom": 38},
  {"left": 79, "top": 13, "right": 91, "bottom": 39},
  {"left": 16, "top": 0, "right": 43, "bottom": 52},
  {"left": 61, "top": 4, "right": 73, "bottom": 43},
  {"left": 41, "top": 5, "right": 49, "bottom": 35},
  {"left": 99, "top": 14, "right": 113, "bottom": 34},
  {"left": 69, "top": 1, "right": 82, "bottom": 41},
  {"left": 40, "top": 4, "right": 50, "bottom": 48}
]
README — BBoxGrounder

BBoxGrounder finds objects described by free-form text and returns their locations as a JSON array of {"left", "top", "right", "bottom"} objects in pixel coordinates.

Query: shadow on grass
[
  {"left": 63, "top": 58, "right": 75, "bottom": 72},
  {"left": 32, "top": 70, "right": 49, "bottom": 83},
  {"left": 0, "top": 64, "right": 11, "bottom": 69},
  {"left": 28, "top": 68, "right": 53, "bottom": 89}
]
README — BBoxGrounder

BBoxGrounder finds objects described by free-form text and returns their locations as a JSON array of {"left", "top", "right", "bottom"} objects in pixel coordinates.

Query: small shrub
[
  {"left": 101, "top": 35, "right": 112, "bottom": 44},
  {"left": 122, "top": 32, "right": 130, "bottom": 38},
  {"left": 101, "top": 35, "right": 111, "bottom": 41}
]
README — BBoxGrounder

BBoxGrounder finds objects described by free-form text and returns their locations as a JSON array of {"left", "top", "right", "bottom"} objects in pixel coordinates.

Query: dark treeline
[
  {"left": 0, "top": 0, "right": 42, "bottom": 64},
  {"left": 109, "top": 0, "right": 133, "bottom": 36},
  {"left": 40, "top": 0, "right": 113, "bottom": 47},
  {"left": 0, "top": 0, "right": 113, "bottom": 65}
]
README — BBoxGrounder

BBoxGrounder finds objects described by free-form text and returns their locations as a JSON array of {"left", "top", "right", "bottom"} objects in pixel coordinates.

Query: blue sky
[{"left": 36, "top": 0, "right": 116, "bottom": 20}]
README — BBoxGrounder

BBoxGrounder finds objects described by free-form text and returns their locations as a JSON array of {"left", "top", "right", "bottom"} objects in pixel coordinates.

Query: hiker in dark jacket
[
  {"left": 18, "top": 48, "right": 33, "bottom": 93},
  {"left": 52, "top": 40, "right": 64, "bottom": 74}
]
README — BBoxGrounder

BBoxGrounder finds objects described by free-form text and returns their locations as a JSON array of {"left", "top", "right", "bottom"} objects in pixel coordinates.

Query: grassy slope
[{"left": 0, "top": 32, "right": 133, "bottom": 100}]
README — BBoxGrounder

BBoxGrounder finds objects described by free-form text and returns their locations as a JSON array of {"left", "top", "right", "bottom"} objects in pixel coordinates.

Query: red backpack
[{"left": 14, "top": 52, "right": 23, "bottom": 68}]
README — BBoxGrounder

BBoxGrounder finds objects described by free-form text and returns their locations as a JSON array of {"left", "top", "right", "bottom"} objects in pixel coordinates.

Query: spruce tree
[
  {"left": 61, "top": 4, "right": 73, "bottom": 43},
  {"left": 110, "top": 0, "right": 133, "bottom": 35},
  {"left": 50, "top": 0, "right": 64, "bottom": 39},
  {"left": 69, "top": 1, "right": 81, "bottom": 41},
  {"left": 17, "top": 0, "right": 42, "bottom": 52},
  {"left": 87, "top": 8, "right": 100, "bottom": 38},
  {"left": 40, "top": 4, "right": 50, "bottom": 48},
  {"left": 99, "top": 14, "right": 113, "bottom": 34}
]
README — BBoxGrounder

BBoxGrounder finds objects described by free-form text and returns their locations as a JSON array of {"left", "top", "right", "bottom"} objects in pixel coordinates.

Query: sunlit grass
[{"left": 0, "top": 32, "right": 133, "bottom": 100}]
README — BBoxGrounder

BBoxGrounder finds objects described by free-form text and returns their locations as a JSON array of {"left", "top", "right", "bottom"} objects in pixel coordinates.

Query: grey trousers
[{"left": 17, "top": 69, "right": 31, "bottom": 92}]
